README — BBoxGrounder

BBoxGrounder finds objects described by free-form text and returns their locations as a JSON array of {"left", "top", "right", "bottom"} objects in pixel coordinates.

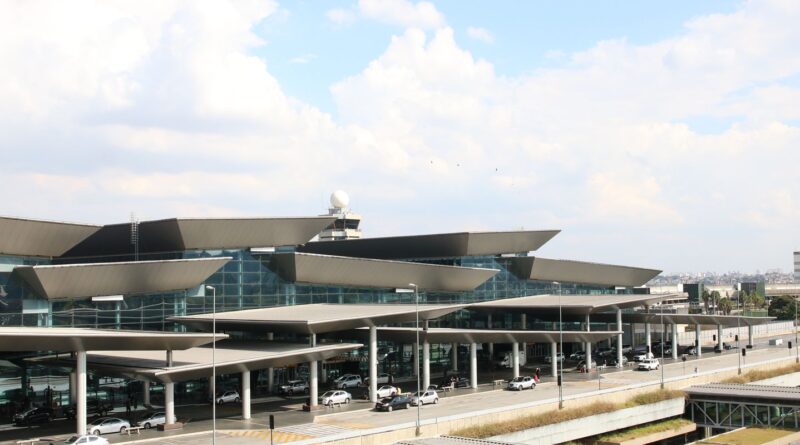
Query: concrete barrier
[{"left": 489, "top": 398, "right": 685, "bottom": 445}]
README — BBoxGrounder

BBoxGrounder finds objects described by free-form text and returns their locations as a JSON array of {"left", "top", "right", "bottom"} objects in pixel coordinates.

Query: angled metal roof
[
  {"left": 685, "top": 383, "right": 800, "bottom": 405},
  {"left": 297, "top": 230, "right": 560, "bottom": 259},
  {"left": 61, "top": 216, "right": 335, "bottom": 257},
  {"left": 172, "top": 303, "right": 466, "bottom": 334},
  {"left": 606, "top": 312, "right": 775, "bottom": 327},
  {"left": 0, "top": 327, "right": 224, "bottom": 352},
  {"left": 0, "top": 216, "right": 101, "bottom": 258},
  {"left": 47, "top": 342, "right": 362, "bottom": 383},
  {"left": 269, "top": 253, "right": 499, "bottom": 292},
  {"left": 342, "top": 327, "right": 622, "bottom": 344},
  {"left": 509, "top": 257, "right": 661, "bottom": 287},
  {"left": 14, "top": 257, "right": 230, "bottom": 300},
  {"left": 469, "top": 294, "right": 676, "bottom": 315}
]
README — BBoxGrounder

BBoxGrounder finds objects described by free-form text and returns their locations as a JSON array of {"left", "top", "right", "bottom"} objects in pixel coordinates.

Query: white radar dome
[{"left": 330, "top": 190, "right": 350, "bottom": 209}]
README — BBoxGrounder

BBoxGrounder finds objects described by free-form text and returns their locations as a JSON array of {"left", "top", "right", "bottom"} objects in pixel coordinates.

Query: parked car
[
  {"left": 136, "top": 412, "right": 165, "bottom": 429},
  {"left": 65, "top": 399, "right": 112, "bottom": 419},
  {"left": 608, "top": 356, "right": 628, "bottom": 367},
  {"left": 320, "top": 390, "right": 351, "bottom": 406},
  {"left": 714, "top": 343, "right": 734, "bottom": 353},
  {"left": 375, "top": 385, "right": 398, "bottom": 398},
  {"left": 14, "top": 407, "right": 52, "bottom": 425},
  {"left": 683, "top": 346, "right": 697, "bottom": 355},
  {"left": 595, "top": 347, "right": 613, "bottom": 357},
  {"left": 544, "top": 353, "right": 565, "bottom": 363},
  {"left": 506, "top": 376, "right": 536, "bottom": 391},
  {"left": 63, "top": 435, "right": 110, "bottom": 445},
  {"left": 216, "top": 390, "right": 241, "bottom": 404},
  {"left": 87, "top": 417, "right": 131, "bottom": 435},
  {"left": 633, "top": 351, "right": 654, "bottom": 362},
  {"left": 569, "top": 350, "right": 586, "bottom": 360},
  {"left": 280, "top": 380, "right": 309, "bottom": 395},
  {"left": 336, "top": 375, "right": 362, "bottom": 389},
  {"left": 440, "top": 376, "right": 470, "bottom": 388},
  {"left": 375, "top": 394, "right": 411, "bottom": 412},
  {"left": 364, "top": 373, "right": 392, "bottom": 385},
  {"left": 638, "top": 358, "right": 660, "bottom": 371},
  {"left": 410, "top": 389, "right": 439, "bottom": 406},
  {"left": 618, "top": 344, "right": 632, "bottom": 354}
]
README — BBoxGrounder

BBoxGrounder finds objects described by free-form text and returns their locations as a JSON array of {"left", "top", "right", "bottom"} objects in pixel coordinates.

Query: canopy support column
[
  {"left": 616, "top": 310, "right": 624, "bottom": 368},
  {"left": 551, "top": 342, "right": 558, "bottom": 377},
  {"left": 267, "top": 332, "right": 274, "bottom": 393},
  {"left": 470, "top": 343, "right": 477, "bottom": 389},
  {"left": 487, "top": 314, "right": 494, "bottom": 359},
  {"left": 512, "top": 342, "right": 520, "bottom": 378},
  {"left": 143, "top": 381, "right": 150, "bottom": 407},
  {"left": 422, "top": 339, "right": 430, "bottom": 389},
  {"left": 69, "top": 371, "right": 76, "bottom": 405},
  {"left": 645, "top": 322, "right": 652, "bottom": 355},
  {"left": 413, "top": 342, "right": 419, "bottom": 376},
  {"left": 672, "top": 324, "right": 679, "bottom": 360},
  {"left": 76, "top": 350, "right": 87, "bottom": 436},
  {"left": 585, "top": 314, "right": 592, "bottom": 370},
  {"left": 367, "top": 326, "right": 377, "bottom": 403},
  {"left": 242, "top": 371, "right": 251, "bottom": 420},
  {"left": 521, "top": 314, "right": 527, "bottom": 363},
  {"left": 696, "top": 324, "right": 702, "bottom": 358},
  {"left": 717, "top": 325, "right": 723, "bottom": 350},
  {"left": 451, "top": 342, "right": 458, "bottom": 372},
  {"left": 165, "top": 350, "right": 175, "bottom": 425},
  {"left": 310, "top": 333, "right": 318, "bottom": 407},
  {"left": 748, "top": 325, "right": 754, "bottom": 348}
]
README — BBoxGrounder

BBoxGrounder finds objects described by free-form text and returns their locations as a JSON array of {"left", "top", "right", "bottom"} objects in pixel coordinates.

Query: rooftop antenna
[{"left": 130, "top": 212, "right": 139, "bottom": 261}]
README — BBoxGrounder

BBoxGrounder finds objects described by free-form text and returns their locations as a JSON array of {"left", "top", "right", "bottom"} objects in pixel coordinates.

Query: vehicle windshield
[
  {"left": 89, "top": 418, "right": 106, "bottom": 425},
  {"left": 321, "top": 391, "right": 335, "bottom": 398},
  {"left": 511, "top": 377, "right": 524, "bottom": 382},
  {"left": 64, "top": 436, "right": 79, "bottom": 444}
]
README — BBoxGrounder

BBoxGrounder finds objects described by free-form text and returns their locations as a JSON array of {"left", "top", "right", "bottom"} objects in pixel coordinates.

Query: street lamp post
[
  {"left": 795, "top": 297, "right": 799, "bottom": 364},
  {"left": 660, "top": 308, "right": 664, "bottom": 389},
  {"left": 205, "top": 285, "right": 217, "bottom": 445},
  {"left": 409, "top": 283, "right": 421, "bottom": 436}
]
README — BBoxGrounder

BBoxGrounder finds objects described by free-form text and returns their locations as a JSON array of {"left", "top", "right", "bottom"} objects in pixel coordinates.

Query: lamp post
[
  {"left": 795, "top": 297, "right": 799, "bottom": 364},
  {"left": 205, "top": 285, "right": 217, "bottom": 445},
  {"left": 409, "top": 283, "right": 421, "bottom": 436},
  {"left": 660, "top": 308, "right": 664, "bottom": 389},
  {"left": 554, "top": 281, "right": 564, "bottom": 409}
]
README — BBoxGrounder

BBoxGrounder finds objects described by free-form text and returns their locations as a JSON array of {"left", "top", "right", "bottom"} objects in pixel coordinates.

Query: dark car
[
  {"left": 64, "top": 400, "right": 112, "bottom": 419},
  {"left": 14, "top": 407, "right": 52, "bottom": 425},
  {"left": 440, "top": 376, "right": 470, "bottom": 388},
  {"left": 375, "top": 394, "right": 411, "bottom": 412},
  {"left": 714, "top": 343, "right": 734, "bottom": 353}
]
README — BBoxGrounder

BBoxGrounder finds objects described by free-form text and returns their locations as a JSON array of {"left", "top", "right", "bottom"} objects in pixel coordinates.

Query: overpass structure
[{"left": 686, "top": 383, "right": 800, "bottom": 431}]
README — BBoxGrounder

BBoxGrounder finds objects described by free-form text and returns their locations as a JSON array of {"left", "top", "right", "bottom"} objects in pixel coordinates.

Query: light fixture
[{"left": 91, "top": 295, "right": 124, "bottom": 302}]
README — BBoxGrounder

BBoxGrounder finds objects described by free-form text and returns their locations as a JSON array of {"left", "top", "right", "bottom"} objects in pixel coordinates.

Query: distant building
[
  {"left": 795, "top": 251, "right": 800, "bottom": 281},
  {"left": 318, "top": 190, "right": 362, "bottom": 241},
  {"left": 681, "top": 283, "right": 704, "bottom": 305},
  {"left": 739, "top": 281, "right": 766, "bottom": 296}
]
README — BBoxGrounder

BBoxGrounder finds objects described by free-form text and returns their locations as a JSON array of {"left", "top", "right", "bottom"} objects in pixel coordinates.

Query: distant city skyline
[{"left": 0, "top": 1, "right": 798, "bottom": 273}]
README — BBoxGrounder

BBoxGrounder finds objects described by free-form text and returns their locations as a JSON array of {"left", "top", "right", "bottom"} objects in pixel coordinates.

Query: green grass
[
  {"left": 450, "top": 389, "right": 684, "bottom": 439},
  {"left": 721, "top": 363, "right": 800, "bottom": 384},
  {"left": 696, "top": 427, "right": 797, "bottom": 445},
  {"left": 597, "top": 418, "right": 694, "bottom": 442}
]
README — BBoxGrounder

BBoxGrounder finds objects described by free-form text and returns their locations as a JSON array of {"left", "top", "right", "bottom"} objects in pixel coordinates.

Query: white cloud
[
  {"left": 1, "top": 1, "right": 800, "bottom": 272},
  {"left": 326, "top": 0, "right": 445, "bottom": 29},
  {"left": 289, "top": 54, "right": 317, "bottom": 64},
  {"left": 466, "top": 26, "right": 493, "bottom": 43}
]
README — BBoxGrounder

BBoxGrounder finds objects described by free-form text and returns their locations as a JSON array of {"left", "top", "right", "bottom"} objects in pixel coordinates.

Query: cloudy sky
[{"left": 1, "top": 0, "right": 799, "bottom": 274}]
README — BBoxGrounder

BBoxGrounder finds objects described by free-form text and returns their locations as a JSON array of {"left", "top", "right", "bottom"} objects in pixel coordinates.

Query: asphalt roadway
[{"left": 3, "top": 331, "right": 798, "bottom": 445}]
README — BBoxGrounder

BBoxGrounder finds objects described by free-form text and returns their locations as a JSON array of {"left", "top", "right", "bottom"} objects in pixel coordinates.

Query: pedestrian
[
  {"left": 125, "top": 399, "right": 131, "bottom": 416},
  {"left": 133, "top": 396, "right": 138, "bottom": 410}
]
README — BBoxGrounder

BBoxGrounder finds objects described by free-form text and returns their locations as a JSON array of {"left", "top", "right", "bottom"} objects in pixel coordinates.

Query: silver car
[
  {"left": 410, "top": 389, "right": 439, "bottom": 406},
  {"left": 320, "top": 390, "right": 351, "bottom": 406},
  {"left": 376, "top": 385, "right": 397, "bottom": 398},
  {"left": 88, "top": 417, "right": 131, "bottom": 435},
  {"left": 216, "top": 390, "right": 241, "bottom": 404},
  {"left": 136, "top": 411, "right": 165, "bottom": 429},
  {"left": 507, "top": 376, "right": 536, "bottom": 391}
]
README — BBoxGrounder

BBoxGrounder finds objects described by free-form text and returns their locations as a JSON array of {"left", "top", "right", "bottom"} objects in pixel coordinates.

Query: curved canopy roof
[
  {"left": 172, "top": 303, "right": 466, "bottom": 334},
  {"left": 298, "top": 230, "right": 560, "bottom": 259},
  {"left": 0, "top": 216, "right": 100, "bottom": 258},
  {"left": 14, "top": 257, "right": 230, "bottom": 300},
  {"left": 0, "top": 327, "right": 224, "bottom": 352},
  {"left": 343, "top": 327, "right": 621, "bottom": 344},
  {"left": 46, "top": 342, "right": 362, "bottom": 383},
  {"left": 269, "top": 253, "right": 498, "bottom": 292},
  {"left": 469, "top": 294, "right": 677, "bottom": 315},
  {"left": 509, "top": 257, "right": 661, "bottom": 287},
  {"left": 61, "top": 216, "right": 335, "bottom": 257}
]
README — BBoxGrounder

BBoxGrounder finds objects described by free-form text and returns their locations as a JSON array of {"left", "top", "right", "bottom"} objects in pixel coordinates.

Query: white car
[
  {"left": 87, "top": 417, "right": 131, "bottom": 435},
  {"left": 544, "top": 353, "right": 565, "bottom": 363},
  {"left": 320, "top": 390, "right": 351, "bottom": 406},
  {"left": 376, "top": 385, "right": 397, "bottom": 398},
  {"left": 279, "top": 380, "right": 309, "bottom": 395},
  {"left": 136, "top": 411, "right": 165, "bottom": 429},
  {"left": 365, "top": 373, "right": 392, "bottom": 385},
  {"left": 410, "top": 389, "right": 439, "bottom": 406},
  {"left": 216, "top": 390, "right": 241, "bottom": 404},
  {"left": 336, "top": 375, "right": 362, "bottom": 389},
  {"left": 63, "top": 435, "right": 110, "bottom": 445},
  {"left": 634, "top": 352, "right": 654, "bottom": 362},
  {"left": 638, "top": 358, "right": 660, "bottom": 371},
  {"left": 507, "top": 376, "right": 536, "bottom": 391},
  {"left": 570, "top": 350, "right": 586, "bottom": 360}
]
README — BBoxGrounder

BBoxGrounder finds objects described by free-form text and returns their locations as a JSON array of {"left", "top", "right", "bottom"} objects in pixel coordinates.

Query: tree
[
  {"left": 718, "top": 297, "right": 734, "bottom": 315},
  {"left": 701, "top": 289, "right": 712, "bottom": 314},
  {"left": 710, "top": 291, "right": 722, "bottom": 314},
  {"left": 768, "top": 295, "right": 798, "bottom": 321}
]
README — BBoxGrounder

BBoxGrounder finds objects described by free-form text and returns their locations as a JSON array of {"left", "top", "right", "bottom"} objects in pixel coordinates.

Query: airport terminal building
[{"left": 0, "top": 196, "right": 772, "bottom": 436}]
